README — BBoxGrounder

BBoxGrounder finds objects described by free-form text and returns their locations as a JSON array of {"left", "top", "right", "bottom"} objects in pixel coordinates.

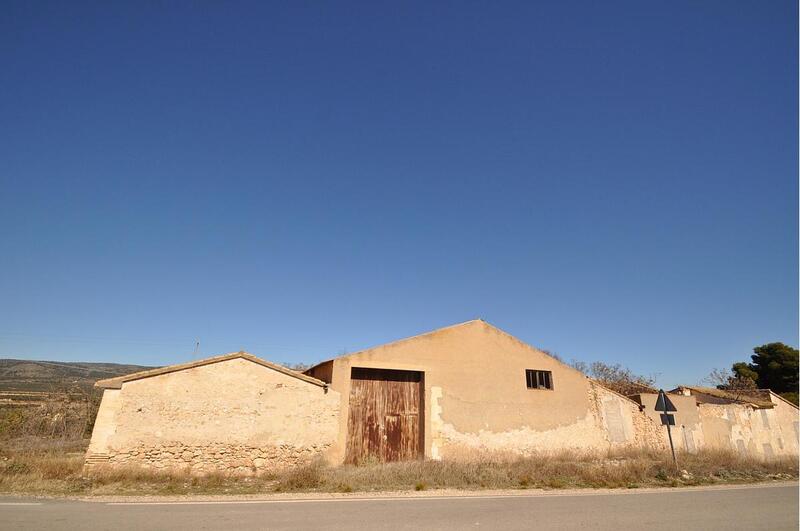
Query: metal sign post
[{"left": 655, "top": 389, "right": 679, "bottom": 471}]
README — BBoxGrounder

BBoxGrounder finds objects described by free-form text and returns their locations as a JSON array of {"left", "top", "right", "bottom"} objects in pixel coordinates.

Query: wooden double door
[{"left": 345, "top": 368, "right": 424, "bottom": 464}]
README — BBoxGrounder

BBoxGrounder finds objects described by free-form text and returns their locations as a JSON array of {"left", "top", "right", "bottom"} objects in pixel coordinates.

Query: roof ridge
[
  {"left": 305, "top": 319, "right": 591, "bottom": 384},
  {"left": 306, "top": 319, "right": 486, "bottom": 369},
  {"left": 96, "top": 351, "right": 326, "bottom": 389},
  {"left": 767, "top": 390, "right": 800, "bottom": 410}
]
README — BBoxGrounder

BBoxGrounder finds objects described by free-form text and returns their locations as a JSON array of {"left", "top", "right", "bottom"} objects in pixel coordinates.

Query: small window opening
[{"left": 526, "top": 369, "right": 553, "bottom": 390}]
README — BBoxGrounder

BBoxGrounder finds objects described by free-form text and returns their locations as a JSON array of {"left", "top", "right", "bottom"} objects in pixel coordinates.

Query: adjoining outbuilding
[{"left": 85, "top": 352, "right": 340, "bottom": 475}]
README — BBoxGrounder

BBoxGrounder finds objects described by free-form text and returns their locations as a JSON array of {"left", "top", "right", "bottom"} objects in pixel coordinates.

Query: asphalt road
[{"left": 1, "top": 484, "right": 797, "bottom": 531}]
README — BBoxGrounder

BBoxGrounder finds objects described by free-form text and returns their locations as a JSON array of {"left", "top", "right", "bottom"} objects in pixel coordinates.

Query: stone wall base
[{"left": 85, "top": 442, "right": 330, "bottom": 476}]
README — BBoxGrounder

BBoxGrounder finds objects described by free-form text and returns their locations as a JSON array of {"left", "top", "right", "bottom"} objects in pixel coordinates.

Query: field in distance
[{"left": 0, "top": 359, "right": 153, "bottom": 406}]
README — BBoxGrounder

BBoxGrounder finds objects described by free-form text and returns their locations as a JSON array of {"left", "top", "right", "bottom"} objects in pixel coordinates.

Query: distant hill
[{"left": 0, "top": 359, "right": 154, "bottom": 401}]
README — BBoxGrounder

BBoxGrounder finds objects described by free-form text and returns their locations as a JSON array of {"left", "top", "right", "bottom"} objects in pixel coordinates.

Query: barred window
[{"left": 526, "top": 369, "right": 553, "bottom": 390}]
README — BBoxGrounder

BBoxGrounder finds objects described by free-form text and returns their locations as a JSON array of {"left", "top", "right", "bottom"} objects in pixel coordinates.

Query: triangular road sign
[{"left": 655, "top": 389, "right": 677, "bottom": 412}]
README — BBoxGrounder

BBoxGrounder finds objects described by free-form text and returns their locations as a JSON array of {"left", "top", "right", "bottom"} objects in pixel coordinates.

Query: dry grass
[
  {"left": 1, "top": 441, "right": 796, "bottom": 496},
  {"left": 274, "top": 448, "right": 797, "bottom": 493},
  {"left": 0, "top": 439, "right": 89, "bottom": 495},
  {"left": 0, "top": 391, "right": 101, "bottom": 441}
]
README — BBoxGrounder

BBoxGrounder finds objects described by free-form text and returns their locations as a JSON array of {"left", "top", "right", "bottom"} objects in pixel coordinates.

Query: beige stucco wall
[
  {"left": 697, "top": 393, "right": 799, "bottom": 459},
  {"left": 768, "top": 393, "right": 800, "bottom": 455},
  {"left": 322, "top": 320, "right": 664, "bottom": 461},
  {"left": 634, "top": 391, "right": 799, "bottom": 459},
  {"left": 86, "top": 357, "right": 341, "bottom": 475}
]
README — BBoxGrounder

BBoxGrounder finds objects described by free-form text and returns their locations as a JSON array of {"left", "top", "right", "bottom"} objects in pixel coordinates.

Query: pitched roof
[
  {"left": 671, "top": 386, "right": 775, "bottom": 409},
  {"left": 304, "top": 319, "right": 488, "bottom": 371},
  {"left": 95, "top": 351, "right": 326, "bottom": 389},
  {"left": 304, "top": 318, "right": 604, "bottom": 385},
  {"left": 767, "top": 390, "right": 800, "bottom": 410},
  {"left": 589, "top": 378, "right": 651, "bottom": 406}
]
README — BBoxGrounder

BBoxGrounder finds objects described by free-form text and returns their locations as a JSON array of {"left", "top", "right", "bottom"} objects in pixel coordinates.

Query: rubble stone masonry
[
  {"left": 101, "top": 442, "right": 332, "bottom": 475},
  {"left": 85, "top": 356, "right": 340, "bottom": 475}
]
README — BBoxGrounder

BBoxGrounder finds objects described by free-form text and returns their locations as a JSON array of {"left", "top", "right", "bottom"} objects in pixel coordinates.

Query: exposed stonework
[
  {"left": 631, "top": 390, "right": 799, "bottom": 459},
  {"left": 85, "top": 354, "right": 341, "bottom": 475},
  {"left": 95, "top": 442, "right": 331, "bottom": 475},
  {"left": 590, "top": 382, "right": 666, "bottom": 451},
  {"left": 696, "top": 398, "right": 798, "bottom": 458}
]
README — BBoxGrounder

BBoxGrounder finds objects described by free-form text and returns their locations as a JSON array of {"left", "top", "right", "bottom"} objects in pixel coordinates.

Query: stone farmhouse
[{"left": 85, "top": 320, "right": 799, "bottom": 475}]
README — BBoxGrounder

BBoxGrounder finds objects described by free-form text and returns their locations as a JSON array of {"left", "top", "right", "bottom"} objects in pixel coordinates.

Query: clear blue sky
[{"left": 1, "top": 1, "right": 796, "bottom": 388}]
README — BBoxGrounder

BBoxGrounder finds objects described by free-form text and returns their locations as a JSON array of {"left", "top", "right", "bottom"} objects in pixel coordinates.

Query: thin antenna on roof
[{"left": 192, "top": 340, "right": 200, "bottom": 359}]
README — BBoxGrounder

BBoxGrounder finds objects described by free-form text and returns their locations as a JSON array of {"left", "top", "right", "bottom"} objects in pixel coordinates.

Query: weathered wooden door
[{"left": 345, "top": 368, "right": 423, "bottom": 464}]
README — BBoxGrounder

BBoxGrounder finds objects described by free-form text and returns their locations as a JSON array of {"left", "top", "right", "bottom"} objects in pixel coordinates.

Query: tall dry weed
[{"left": 0, "top": 441, "right": 796, "bottom": 496}]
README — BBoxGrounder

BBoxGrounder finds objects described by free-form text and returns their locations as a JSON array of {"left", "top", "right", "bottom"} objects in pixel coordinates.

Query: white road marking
[
  {"left": 104, "top": 483, "right": 797, "bottom": 506},
  {"left": 0, "top": 502, "right": 42, "bottom": 506},
  {"left": 108, "top": 495, "right": 538, "bottom": 506}
]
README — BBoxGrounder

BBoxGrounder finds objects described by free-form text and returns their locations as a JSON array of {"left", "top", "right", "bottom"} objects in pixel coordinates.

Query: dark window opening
[{"left": 526, "top": 369, "right": 553, "bottom": 390}]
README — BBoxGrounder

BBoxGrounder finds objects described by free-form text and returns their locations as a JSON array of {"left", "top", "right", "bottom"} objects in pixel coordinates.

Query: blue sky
[{"left": 1, "top": 1, "right": 796, "bottom": 388}]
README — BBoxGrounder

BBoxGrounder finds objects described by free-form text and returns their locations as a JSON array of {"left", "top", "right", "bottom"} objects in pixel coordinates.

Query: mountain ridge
[{"left": 0, "top": 358, "right": 155, "bottom": 394}]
